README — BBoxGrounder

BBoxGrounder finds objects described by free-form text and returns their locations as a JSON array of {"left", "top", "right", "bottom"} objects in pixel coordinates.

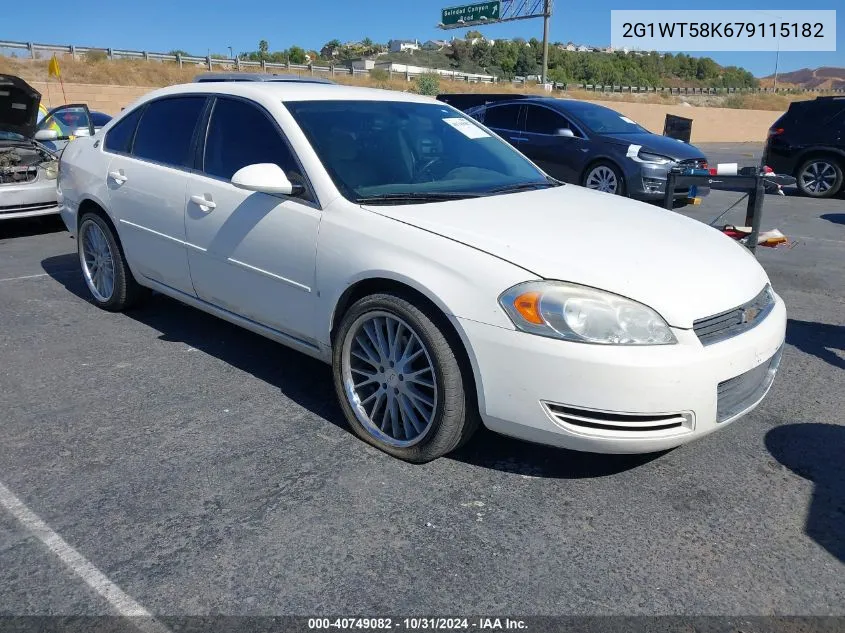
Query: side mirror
[
  {"left": 555, "top": 128, "right": 575, "bottom": 138},
  {"left": 34, "top": 129, "right": 59, "bottom": 141},
  {"left": 73, "top": 128, "right": 92, "bottom": 137},
  {"left": 231, "top": 163, "right": 301, "bottom": 195}
]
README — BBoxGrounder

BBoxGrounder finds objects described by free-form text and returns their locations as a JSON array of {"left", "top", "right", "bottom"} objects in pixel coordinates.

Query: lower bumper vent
[{"left": 542, "top": 402, "right": 693, "bottom": 435}]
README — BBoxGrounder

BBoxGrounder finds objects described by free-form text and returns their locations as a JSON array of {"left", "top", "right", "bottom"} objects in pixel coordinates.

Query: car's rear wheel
[
  {"left": 797, "top": 157, "right": 843, "bottom": 198},
  {"left": 584, "top": 162, "right": 625, "bottom": 195},
  {"left": 78, "top": 212, "right": 148, "bottom": 311},
  {"left": 332, "top": 293, "right": 478, "bottom": 463}
]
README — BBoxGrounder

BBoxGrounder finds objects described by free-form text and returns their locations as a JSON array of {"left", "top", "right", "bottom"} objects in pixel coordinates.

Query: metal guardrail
[
  {"left": 0, "top": 39, "right": 495, "bottom": 84},
  {"left": 1, "top": 39, "right": 842, "bottom": 94}
]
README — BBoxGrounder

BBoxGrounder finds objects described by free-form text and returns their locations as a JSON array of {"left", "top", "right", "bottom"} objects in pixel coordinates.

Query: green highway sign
[{"left": 441, "top": 1, "right": 501, "bottom": 26}]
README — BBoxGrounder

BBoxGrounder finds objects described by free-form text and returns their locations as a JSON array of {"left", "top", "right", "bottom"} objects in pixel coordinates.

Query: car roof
[
  {"left": 134, "top": 81, "right": 443, "bottom": 105},
  {"left": 193, "top": 72, "right": 334, "bottom": 84}
]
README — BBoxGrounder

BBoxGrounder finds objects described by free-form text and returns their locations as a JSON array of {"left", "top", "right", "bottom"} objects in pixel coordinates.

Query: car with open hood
[
  {"left": 1, "top": 74, "right": 95, "bottom": 220},
  {"left": 56, "top": 82, "right": 786, "bottom": 463}
]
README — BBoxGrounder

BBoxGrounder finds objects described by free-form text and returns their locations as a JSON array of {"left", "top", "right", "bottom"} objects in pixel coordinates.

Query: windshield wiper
[
  {"left": 355, "top": 191, "right": 485, "bottom": 205},
  {"left": 486, "top": 181, "right": 559, "bottom": 194}
]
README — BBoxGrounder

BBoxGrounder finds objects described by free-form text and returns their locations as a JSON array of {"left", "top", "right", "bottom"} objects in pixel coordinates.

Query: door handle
[
  {"left": 108, "top": 170, "right": 127, "bottom": 184},
  {"left": 190, "top": 194, "right": 217, "bottom": 210}
]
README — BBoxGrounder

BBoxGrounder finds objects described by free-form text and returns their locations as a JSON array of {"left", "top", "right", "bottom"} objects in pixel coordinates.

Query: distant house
[
  {"left": 565, "top": 43, "right": 576, "bottom": 52},
  {"left": 388, "top": 39, "right": 419, "bottom": 53},
  {"left": 577, "top": 45, "right": 590, "bottom": 52},
  {"left": 422, "top": 39, "right": 449, "bottom": 51},
  {"left": 467, "top": 37, "right": 495, "bottom": 46}
]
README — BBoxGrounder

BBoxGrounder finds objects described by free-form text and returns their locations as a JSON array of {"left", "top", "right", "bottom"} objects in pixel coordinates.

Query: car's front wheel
[
  {"left": 796, "top": 157, "right": 843, "bottom": 198},
  {"left": 332, "top": 293, "right": 478, "bottom": 463},
  {"left": 583, "top": 161, "right": 625, "bottom": 195},
  {"left": 78, "top": 212, "right": 148, "bottom": 311}
]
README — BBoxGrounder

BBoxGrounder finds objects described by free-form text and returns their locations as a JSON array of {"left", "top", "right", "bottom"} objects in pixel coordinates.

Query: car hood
[
  {"left": 0, "top": 75, "right": 41, "bottom": 139},
  {"left": 602, "top": 132, "right": 706, "bottom": 161},
  {"left": 364, "top": 185, "right": 769, "bottom": 328}
]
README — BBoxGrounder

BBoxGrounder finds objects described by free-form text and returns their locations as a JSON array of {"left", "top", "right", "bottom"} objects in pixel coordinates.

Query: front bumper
[
  {"left": 0, "top": 173, "right": 59, "bottom": 220},
  {"left": 457, "top": 294, "right": 786, "bottom": 454},
  {"left": 627, "top": 161, "right": 707, "bottom": 201}
]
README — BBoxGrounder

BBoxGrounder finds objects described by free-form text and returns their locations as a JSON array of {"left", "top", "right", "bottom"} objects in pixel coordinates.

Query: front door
[
  {"left": 184, "top": 96, "right": 321, "bottom": 343},
  {"left": 520, "top": 104, "right": 588, "bottom": 183},
  {"left": 480, "top": 103, "right": 525, "bottom": 150}
]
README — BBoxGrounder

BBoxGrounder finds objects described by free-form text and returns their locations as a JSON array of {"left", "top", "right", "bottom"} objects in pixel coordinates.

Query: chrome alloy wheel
[
  {"left": 79, "top": 219, "right": 115, "bottom": 302},
  {"left": 799, "top": 160, "right": 837, "bottom": 195},
  {"left": 585, "top": 165, "right": 619, "bottom": 193},
  {"left": 341, "top": 311, "right": 438, "bottom": 448}
]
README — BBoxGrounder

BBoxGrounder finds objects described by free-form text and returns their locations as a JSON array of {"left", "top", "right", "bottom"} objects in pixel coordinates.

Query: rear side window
[
  {"left": 484, "top": 104, "right": 522, "bottom": 131},
  {"left": 203, "top": 97, "right": 301, "bottom": 184},
  {"left": 132, "top": 97, "right": 206, "bottom": 168},
  {"left": 104, "top": 107, "right": 143, "bottom": 154}
]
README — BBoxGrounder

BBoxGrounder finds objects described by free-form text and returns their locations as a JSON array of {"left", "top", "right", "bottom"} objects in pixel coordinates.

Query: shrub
[
  {"left": 85, "top": 50, "right": 108, "bottom": 63},
  {"left": 414, "top": 72, "right": 440, "bottom": 96}
]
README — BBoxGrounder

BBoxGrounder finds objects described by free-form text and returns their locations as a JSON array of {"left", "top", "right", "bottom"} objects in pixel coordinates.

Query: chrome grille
[
  {"left": 542, "top": 402, "right": 693, "bottom": 435},
  {"left": 694, "top": 285, "right": 775, "bottom": 346},
  {"left": 717, "top": 346, "right": 783, "bottom": 422}
]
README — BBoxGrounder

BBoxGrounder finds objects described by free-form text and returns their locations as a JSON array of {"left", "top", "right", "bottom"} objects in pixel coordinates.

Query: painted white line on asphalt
[
  {"left": 0, "top": 269, "right": 78, "bottom": 283},
  {"left": 0, "top": 481, "right": 171, "bottom": 633}
]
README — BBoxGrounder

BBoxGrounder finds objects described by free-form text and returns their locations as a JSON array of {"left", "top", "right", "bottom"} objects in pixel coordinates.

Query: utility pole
[
  {"left": 541, "top": 0, "right": 552, "bottom": 85},
  {"left": 773, "top": 42, "right": 780, "bottom": 91}
]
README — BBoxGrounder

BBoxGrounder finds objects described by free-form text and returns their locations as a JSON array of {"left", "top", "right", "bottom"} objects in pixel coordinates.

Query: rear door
[
  {"left": 521, "top": 104, "right": 589, "bottom": 182},
  {"left": 36, "top": 104, "right": 94, "bottom": 151},
  {"left": 105, "top": 95, "right": 207, "bottom": 296},
  {"left": 478, "top": 103, "right": 525, "bottom": 149},
  {"left": 184, "top": 95, "right": 322, "bottom": 342}
]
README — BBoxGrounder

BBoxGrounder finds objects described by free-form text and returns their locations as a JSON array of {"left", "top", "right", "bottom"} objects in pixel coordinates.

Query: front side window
[
  {"left": 203, "top": 97, "right": 302, "bottom": 187},
  {"left": 132, "top": 96, "right": 206, "bottom": 168},
  {"left": 104, "top": 107, "right": 143, "bottom": 154},
  {"left": 524, "top": 105, "right": 579, "bottom": 137},
  {"left": 286, "top": 100, "right": 553, "bottom": 203}
]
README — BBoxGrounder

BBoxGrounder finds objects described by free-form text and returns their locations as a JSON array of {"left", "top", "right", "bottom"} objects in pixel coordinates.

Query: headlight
[
  {"left": 499, "top": 281, "right": 677, "bottom": 345},
  {"left": 43, "top": 160, "right": 59, "bottom": 180},
  {"left": 636, "top": 150, "right": 673, "bottom": 165}
]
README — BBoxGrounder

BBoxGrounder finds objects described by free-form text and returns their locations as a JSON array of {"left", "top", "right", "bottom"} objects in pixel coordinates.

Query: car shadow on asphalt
[
  {"left": 0, "top": 216, "right": 66, "bottom": 240},
  {"left": 41, "top": 252, "right": 664, "bottom": 480},
  {"left": 765, "top": 423, "right": 844, "bottom": 564},
  {"left": 786, "top": 319, "right": 845, "bottom": 371},
  {"left": 821, "top": 213, "right": 845, "bottom": 226}
]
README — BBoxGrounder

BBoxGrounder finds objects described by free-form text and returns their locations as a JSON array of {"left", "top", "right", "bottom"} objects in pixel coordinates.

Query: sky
[{"left": 3, "top": 0, "right": 842, "bottom": 77}]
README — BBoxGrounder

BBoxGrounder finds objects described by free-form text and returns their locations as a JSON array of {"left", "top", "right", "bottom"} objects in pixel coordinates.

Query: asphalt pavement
[{"left": 0, "top": 151, "right": 843, "bottom": 620}]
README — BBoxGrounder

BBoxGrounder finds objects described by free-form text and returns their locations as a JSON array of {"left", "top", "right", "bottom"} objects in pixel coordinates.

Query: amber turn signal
[{"left": 513, "top": 291, "right": 544, "bottom": 325}]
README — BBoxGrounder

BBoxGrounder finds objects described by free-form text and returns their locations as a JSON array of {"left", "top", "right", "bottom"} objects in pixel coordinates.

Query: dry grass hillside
[
  {"left": 0, "top": 54, "right": 826, "bottom": 112},
  {"left": 761, "top": 66, "right": 845, "bottom": 91}
]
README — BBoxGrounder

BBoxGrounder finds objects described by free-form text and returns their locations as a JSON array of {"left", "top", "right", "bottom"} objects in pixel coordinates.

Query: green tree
[
  {"left": 258, "top": 40, "right": 269, "bottom": 59},
  {"left": 288, "top": 46, "right": 307, "bottom": 64}
]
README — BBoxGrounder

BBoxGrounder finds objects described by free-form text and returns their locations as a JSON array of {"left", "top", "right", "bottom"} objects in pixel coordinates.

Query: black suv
[{"left": 764, "top": 96, "right": 845, "bottom": 198}]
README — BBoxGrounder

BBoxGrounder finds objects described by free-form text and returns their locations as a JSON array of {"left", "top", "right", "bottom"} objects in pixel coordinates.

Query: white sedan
[{"left": 57, "top": 82, "right": 786, "bottom": 462}]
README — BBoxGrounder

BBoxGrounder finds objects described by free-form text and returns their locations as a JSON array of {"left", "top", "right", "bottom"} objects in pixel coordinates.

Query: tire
[
  {"left": 583, "top": 161, "right": 626, "bottom": 196},
  {"left": 77, "top": 212, "right": 149, "bottom": 311},
  {"left": 796, "top": 156, "right": 843, "bottom": 199},
  {"left": 332, "top": 292, "right": 479, "bottom": 463}
]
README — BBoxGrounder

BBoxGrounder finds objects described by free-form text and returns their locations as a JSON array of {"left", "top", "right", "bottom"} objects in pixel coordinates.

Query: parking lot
[{"left": 0, "top": 142, "right": 843, "bottom": 619}]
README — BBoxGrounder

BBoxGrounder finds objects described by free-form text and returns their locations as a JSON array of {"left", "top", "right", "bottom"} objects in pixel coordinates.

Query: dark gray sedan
[{"left": 446, "top": 95, "right": 708, "bottom": 201}]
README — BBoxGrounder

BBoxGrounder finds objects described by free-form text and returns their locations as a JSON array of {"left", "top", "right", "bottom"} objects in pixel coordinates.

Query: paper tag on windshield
[
  {"left": 443, "top": 117, "right": 490, "bottom": 139},
  {"left": 619, "top": 115, "right": 636, "bottom": 125},
  {"left": 626, "top": 144, "right": 642, "bottom": 158}
]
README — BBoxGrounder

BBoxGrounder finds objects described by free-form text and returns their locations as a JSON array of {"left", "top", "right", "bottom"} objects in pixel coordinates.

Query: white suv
[{"left": 57, "top": 82, "right": 786, "bottom": 462}]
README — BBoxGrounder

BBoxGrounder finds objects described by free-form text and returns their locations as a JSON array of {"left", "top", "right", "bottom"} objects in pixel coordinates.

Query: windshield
[
  {"left": 564, "top": 103, "right": 648, "bottom": 135},
  {"left": 285, "top": 100, "right": 554, "bottom": 203}
]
